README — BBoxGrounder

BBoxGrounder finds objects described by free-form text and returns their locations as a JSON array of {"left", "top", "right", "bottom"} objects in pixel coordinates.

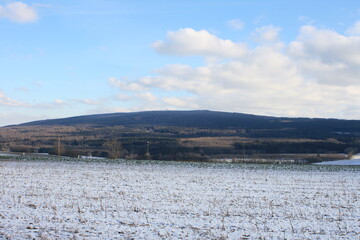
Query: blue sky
[{"left": 1, "top": 0, "right": 360, "bottom": 126}]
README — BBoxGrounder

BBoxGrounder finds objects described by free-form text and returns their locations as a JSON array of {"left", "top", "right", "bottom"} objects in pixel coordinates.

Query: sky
[{"left": 1, "top": 0, "right": 360, "bottom": 126}]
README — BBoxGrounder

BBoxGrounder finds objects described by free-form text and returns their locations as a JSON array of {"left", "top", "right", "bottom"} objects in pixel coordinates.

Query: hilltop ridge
[{"left": 15, "top": 110, "right": 360, "bottom": 136}]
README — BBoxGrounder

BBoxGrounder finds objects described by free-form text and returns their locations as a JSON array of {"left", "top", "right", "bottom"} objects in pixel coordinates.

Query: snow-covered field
[
  {"left": 314, "top": 154, "right": 360, "bottom": 166},
  {"left": 0, "top": 159, "right": 359, "bottom": 239}
]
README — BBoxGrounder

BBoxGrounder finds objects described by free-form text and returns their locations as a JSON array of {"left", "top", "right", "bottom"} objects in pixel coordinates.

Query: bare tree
[
  {"left": 104, "top": 138, "right": 122, "bottom": 159},
  {"left": 55, "top": 138, "right": 64, "bottom": 156}
]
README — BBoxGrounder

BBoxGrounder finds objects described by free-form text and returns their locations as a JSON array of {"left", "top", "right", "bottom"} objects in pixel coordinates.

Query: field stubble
[{"left": 0, "top": 159, "right": 359, "bottom": 239}]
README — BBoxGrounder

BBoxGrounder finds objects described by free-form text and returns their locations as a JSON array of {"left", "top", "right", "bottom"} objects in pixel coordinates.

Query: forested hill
[
  {"left": 15, "top": 110, "right": 360, "bottom": 138},
  {"left": 3, "top": 110, "right": 360, "bottom": 160},
  {"left": 18, "top": 110, "right": 273, "bottom": 128}
]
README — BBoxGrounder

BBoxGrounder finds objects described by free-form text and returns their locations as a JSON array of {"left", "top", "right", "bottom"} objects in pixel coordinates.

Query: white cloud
[
  {"left": 137, "top": 60, "right": 360, "bottom": 119},
  {"left": 0, "top": 2, "right": 38, "bottom": 23},
  {"left": 136, "top": 92, "right": 157, "bottom": 102},
  {"left": 227, "top": 19, "right": 244, "bottom": 30},
  {"left": 139, "top": 64, "right": 216, "bottom": 94},
  {"left": 108, "top": 24, "right": 360, "bottom": 119},
  {"left": 252, "top": 25, "right": 282, "bottom": 42},
  {"left": 288, "top": 25, "right": 360, "bottom": 85},
  {"left": 0, "top": 90, "right": 26, "bottom": 106},
  {"left": 346, "top": 20, "right": 360, "bottom": 35},
  {"left": 54, "top": 99, "right": 65, "bottom": 105},
  {"left": 162, "top": 97, "right": 198, "bottom": 108},
  {"left": 109, "top": 77, "right": 147, "bottom": 91},
  {"left": 152, "top": 28, "right": 247, "bottom": 59}
]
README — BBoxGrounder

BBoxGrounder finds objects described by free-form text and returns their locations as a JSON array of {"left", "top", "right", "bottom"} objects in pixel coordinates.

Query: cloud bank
[{"left": 111, "top": 22, "right": 360, "bottom": 119}]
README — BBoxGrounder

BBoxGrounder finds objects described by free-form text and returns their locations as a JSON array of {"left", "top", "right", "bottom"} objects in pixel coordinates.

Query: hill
[
  {"left": 1, "top": 110, "right": 360, "bottom": 161},
  {"left": 16, "top": 110, "right": 360, "bottom": 137}
]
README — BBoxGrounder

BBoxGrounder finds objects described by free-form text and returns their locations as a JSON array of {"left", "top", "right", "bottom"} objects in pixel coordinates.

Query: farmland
[{"left": 0, "top": 158, "right": 359, "bottom": 239}]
